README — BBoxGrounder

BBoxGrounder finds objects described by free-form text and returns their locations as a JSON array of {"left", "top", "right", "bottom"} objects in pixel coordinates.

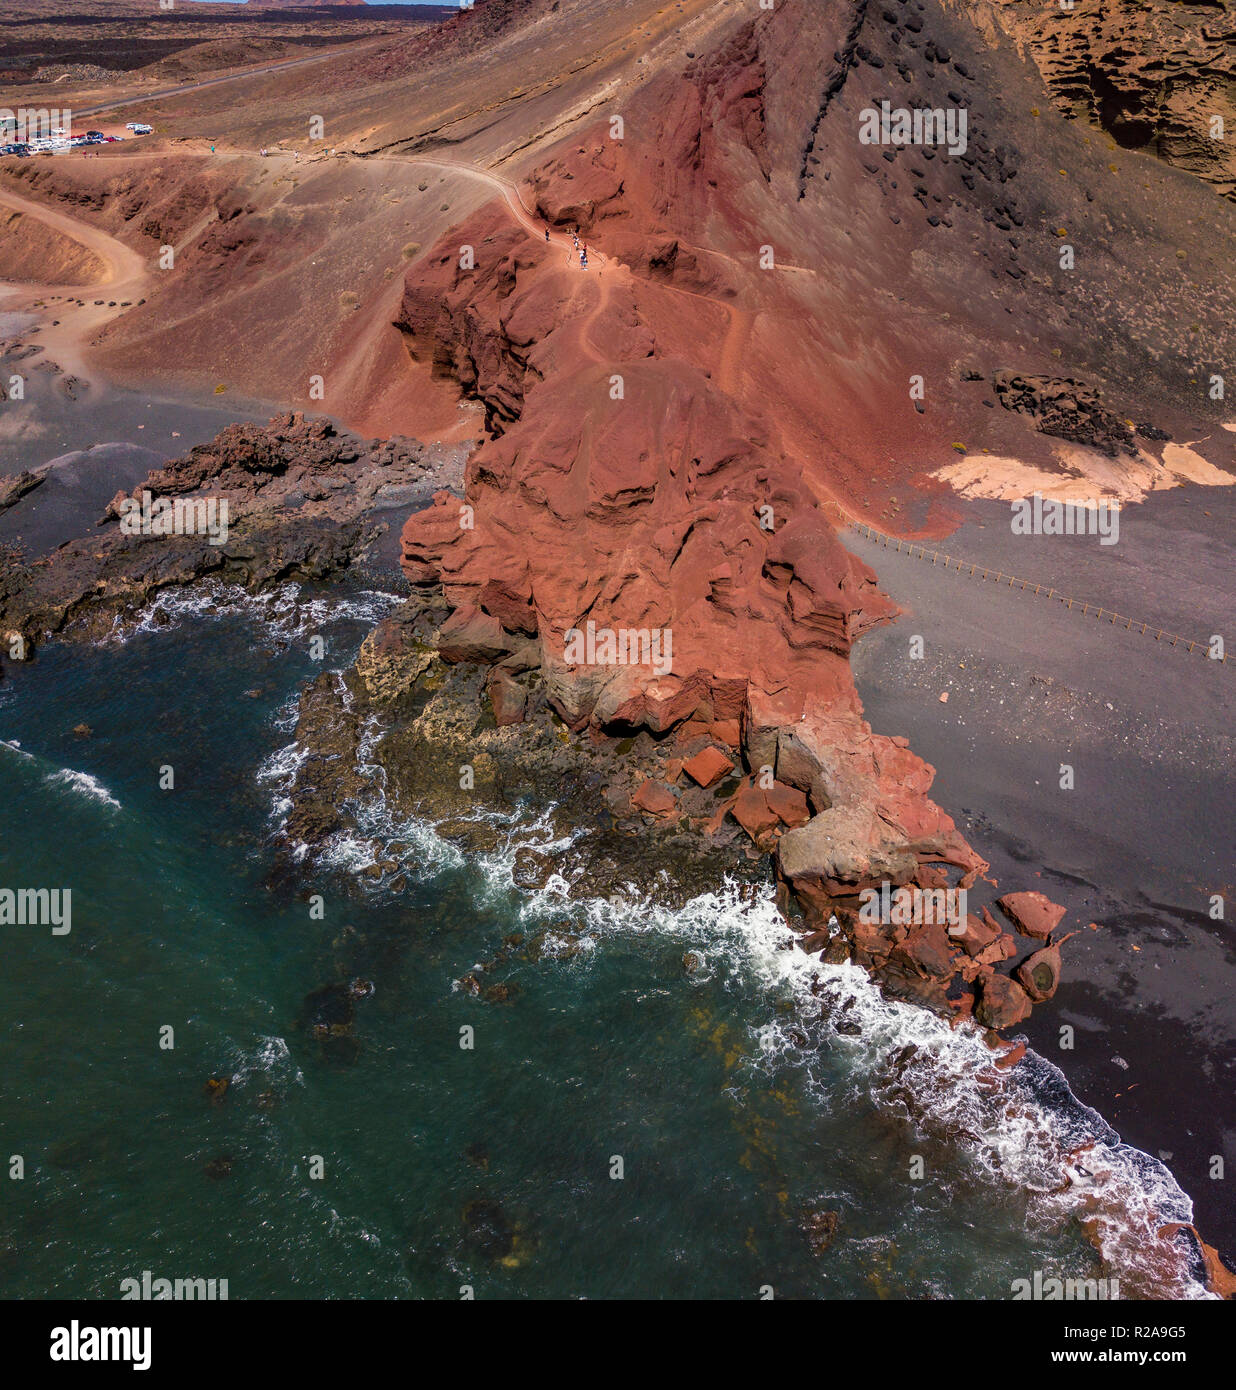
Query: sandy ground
[
  {"left": 842, "top": 487, "right": 1236, "bottom": 1258},
  {"left": 935, "top": 440, "right": 1236, "bottom": 505},
  {"left": 0, "top": 181, "right": 148, "bottom": 387}
]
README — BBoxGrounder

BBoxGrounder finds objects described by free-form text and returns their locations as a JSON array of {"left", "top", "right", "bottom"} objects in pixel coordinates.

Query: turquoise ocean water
[{"left": 0, "top": 573, "right": 1208, "bottom": 1299}]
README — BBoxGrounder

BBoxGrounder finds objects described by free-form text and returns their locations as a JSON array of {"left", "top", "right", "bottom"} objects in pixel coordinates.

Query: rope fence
[{"left": 849, "top": 521, "right": 1229, "bottom": 667}]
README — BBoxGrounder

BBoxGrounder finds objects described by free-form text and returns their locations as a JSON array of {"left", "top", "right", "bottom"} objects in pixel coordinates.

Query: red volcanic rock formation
[
  {"left": 682, "top": 746, "right": 734, "bottom": 789},
  {"left": 1016, "top": 943, "right": 1062, "bottom": 1003},
  {"left": 392, "top": 0, "right": 1235, "bottom": 1025},
  {"left": 997, "top": 891, "right": 1067, "bottom": 941},
  {"left": 975, "top": 972, "right": 1033, "bottom": 1030},
  {"left": 631, "top": 779, "right": 677, "bottom": 819},
  {"left": 395, "top": 0, "right": 998, "bottom": 1015}
]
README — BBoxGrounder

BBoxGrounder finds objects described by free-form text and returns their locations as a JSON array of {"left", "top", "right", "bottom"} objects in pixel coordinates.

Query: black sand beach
[{"left": 843, "top": 486, "right": 1236, "bottom": 1259}]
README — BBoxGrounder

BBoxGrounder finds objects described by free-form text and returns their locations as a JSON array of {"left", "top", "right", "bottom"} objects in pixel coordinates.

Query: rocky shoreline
[
  {"left": 2, "top": 406, "right": 1232, "bottom": 1294},
  {"left": 0, "top": 410, "right": 465, "bottom": 663},
  {"left": 1, "top": 409, "right": 1078, "bottom": 1042},
  {"left": 357, "top": 548, "right": 1083, "bottom": 1038}
]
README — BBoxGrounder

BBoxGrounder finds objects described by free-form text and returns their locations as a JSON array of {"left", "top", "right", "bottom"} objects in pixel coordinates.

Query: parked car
[
  {"left": 86, "top": 131, "right": 104, "bottom": 141},
  {"left": 130, "top": 123, "right": 153, "bottom": 136}
]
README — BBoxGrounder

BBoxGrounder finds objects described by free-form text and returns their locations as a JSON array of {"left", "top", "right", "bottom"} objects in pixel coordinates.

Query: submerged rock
[{"left": 803, "top": 1208, "right": 840, "bottom": 1255}]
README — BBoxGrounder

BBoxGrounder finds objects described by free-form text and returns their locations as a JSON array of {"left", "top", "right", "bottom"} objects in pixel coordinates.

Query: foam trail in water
[
  {"left": 102, "top": 579, "right": 404, "bottom": 646},
  {"left": 255, "top": 668, "right": 1215, "bottom": 1300},
  {"left": 45, "top": 767, "right": 122, "bottom": 810},
  {"left": 579, "top": 881, "right": 1211, "bottom": 1300}
]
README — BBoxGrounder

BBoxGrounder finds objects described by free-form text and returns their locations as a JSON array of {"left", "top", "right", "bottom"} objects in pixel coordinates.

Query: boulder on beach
[
  {"left": 997, "top": 891, "right": 1066, "bottom": 941},
  {"left": 1016, "top": 944, "right": 1062, "bottom": 1002},
  {"left": 974, "top": 972, "right": 1033, "bottom": 1030}
]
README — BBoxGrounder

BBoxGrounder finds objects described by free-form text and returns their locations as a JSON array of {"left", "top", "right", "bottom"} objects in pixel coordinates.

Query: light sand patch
[
  {"left": 1159, "top": 441, "right": 1235, "bottom": 487},
  {"left": 936, "top": 440, "right": 1235, "bottom": 504}
]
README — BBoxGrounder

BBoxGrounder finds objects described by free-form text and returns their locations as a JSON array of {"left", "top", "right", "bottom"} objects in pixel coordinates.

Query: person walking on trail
[{"left": 545, "top": 228, "right": 550, "bottom": 242}]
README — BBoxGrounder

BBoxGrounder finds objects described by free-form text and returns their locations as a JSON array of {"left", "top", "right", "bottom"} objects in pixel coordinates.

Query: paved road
[{"left": 76, "top": 39, "right": 389, "bottom": 120}]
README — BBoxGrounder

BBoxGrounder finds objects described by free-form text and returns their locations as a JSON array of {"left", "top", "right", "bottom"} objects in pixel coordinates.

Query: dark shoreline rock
[
  {"left": 0, "top": 411, "right": 465, "bottom": 657},
  {"left": 0, "top": 470, "right": 45, "bottom": 515}
]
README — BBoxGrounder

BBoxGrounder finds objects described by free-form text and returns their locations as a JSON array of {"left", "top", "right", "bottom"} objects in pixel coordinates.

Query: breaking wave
[
  {"left": 271, "top": 738, "right": 1212, "bottom": 1298},
  {"left": 45, "top": 767, "right": 122, "bottom": 810},
  {"left": 99, "top": 579, "right": 403, "bottom": 646},
  {"left": 250, "top": 629, "right": 1215, "bottom": 1301},
  {"left": 568, "top": 880, "right": 1210, "bottom": 1300}
]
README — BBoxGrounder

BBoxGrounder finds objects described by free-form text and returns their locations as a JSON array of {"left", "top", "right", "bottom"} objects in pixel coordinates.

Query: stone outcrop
[
  {"left": 0, "top": 471, "right": 44, "bottom": 515},
  {"left": 0, "top": 413, "right": 464, "bottom": 653},
  {"left": 986, "top": 0, "right": 1236, "bottom": 201},
  {"left": 991, "top": 373, "right": 1138, "bottom": 457},
  {"left": 997, "top": 890, "right": 1067, "bottom": 941}
]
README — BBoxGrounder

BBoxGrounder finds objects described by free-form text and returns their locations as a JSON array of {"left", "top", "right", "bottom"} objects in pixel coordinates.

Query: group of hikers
[{"left": 544, "top": 223, "right": 589, "bottom": 268}]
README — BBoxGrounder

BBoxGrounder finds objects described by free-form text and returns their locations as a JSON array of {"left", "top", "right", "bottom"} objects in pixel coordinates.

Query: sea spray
[{"left": 286, "top": 739, "right": 1212, "bottom": 1298}]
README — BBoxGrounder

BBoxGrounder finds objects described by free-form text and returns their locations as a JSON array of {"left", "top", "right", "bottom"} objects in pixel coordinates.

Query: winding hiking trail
[
  {"left": 392, "top": 155, "right": 620, "bottom": 368},
  {"left": 2, "top": 147, "right": 1177, "bottom": 681},
  {"left": 0, "top": 184, "right": 149, "bottom": 388},
  {"left": 395, "top": 155, "right": 608, "bottom": 274}
]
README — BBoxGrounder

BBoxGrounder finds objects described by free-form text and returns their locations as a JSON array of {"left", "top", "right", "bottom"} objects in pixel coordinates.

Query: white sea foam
[
  {"left": 256, "top": 701, "right": 1215, "bottom": 1300},
  {"left": 45, "top": 766, "right": 121, "bottom": 810},
  {"left": 369, "top": 804, "right": 1214, "bottom": 1298},
  {"left": 101, "top": 579, "right": 404, "bottom": 646},
  {"left": 572, "top": 879, "right": 1211, "bottom": 1300},
  {"left": 225, "top": 1033, "right": 304, "bottom": 1091},
  {"left": 255, "top": 739, "right": 310, "bottom": 825}
]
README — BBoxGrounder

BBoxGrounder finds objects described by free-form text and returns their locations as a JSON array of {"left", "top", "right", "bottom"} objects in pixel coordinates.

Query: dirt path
[
  {"left": 393, "top": 155, "right": 606, "bottom": 274},
  {"left": 0, "top": 184, "right": 149, "bottom": 386},
  {"left": 390, "top": 155, "right": 619, "bottom": 375}
]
